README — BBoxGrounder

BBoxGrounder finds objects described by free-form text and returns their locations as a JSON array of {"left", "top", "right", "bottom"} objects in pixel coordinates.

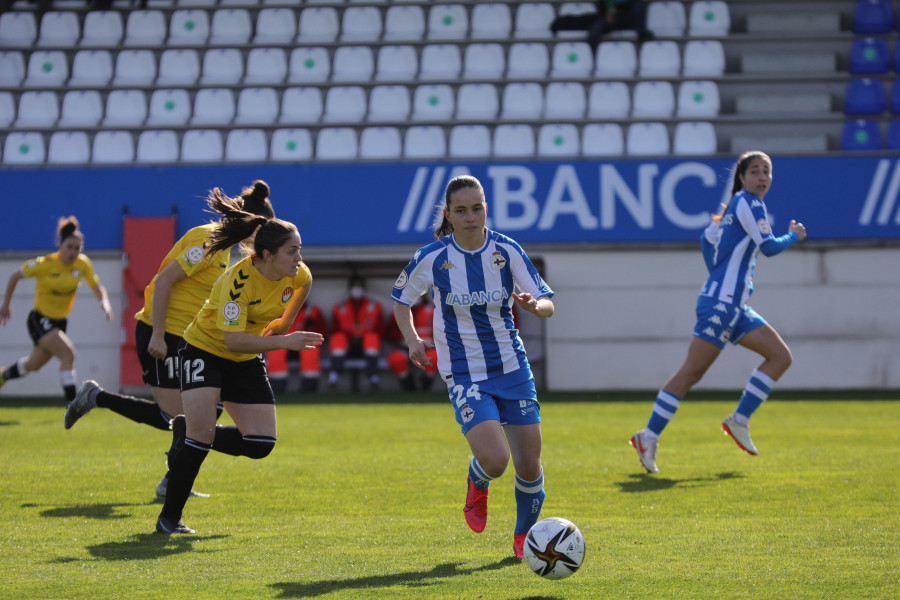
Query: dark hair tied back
[{"left": 240, "top": 180, "right": 275, "bottom": 219}]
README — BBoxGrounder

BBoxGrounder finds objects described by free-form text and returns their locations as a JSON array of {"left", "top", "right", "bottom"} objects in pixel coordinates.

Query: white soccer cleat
[
  {"left": 722, "top": 414, "right": 758, "bottom": 455},
  {"left": 629, "top": 430, "right": 659, "bottom": 474},
  {"left": 64, "top": 380, "right": 99, "bottom": 429}
]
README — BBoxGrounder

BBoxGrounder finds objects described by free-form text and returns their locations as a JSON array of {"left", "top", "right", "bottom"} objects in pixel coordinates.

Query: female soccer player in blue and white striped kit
[
  {"left": 392, "top": 175, "right": 555, "bottom": 560},
  {"left": 630, "top": 151, "right": 807, "bottom": 474}
]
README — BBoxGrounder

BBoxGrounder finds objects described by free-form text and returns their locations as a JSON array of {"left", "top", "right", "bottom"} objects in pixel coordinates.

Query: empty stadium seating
[{"left": 0, "top": 1, "right": 877, "bottom": 163}]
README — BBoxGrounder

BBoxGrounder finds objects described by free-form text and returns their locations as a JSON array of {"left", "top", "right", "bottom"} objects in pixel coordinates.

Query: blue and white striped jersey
[
  {"left": 392, "top": 229, "right": 553, "bottom": 385},
  {"left": 701, "top": 190, "right": 774, "bottom": 307}
]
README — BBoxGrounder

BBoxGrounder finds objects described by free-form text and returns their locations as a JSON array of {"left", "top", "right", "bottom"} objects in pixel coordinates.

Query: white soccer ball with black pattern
[{"left": 522, "top": 517, "right": 585, "bottom": 580}]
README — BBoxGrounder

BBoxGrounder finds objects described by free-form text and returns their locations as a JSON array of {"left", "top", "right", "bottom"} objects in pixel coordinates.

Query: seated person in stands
[
  {"left": 550, "top": 0, "right": 652, "bottom": 50},
  {"left": 327, "top": 275, "right": 385, "bottom": 392},
  {"left": 267, "top": 300, "right": 327, "bottom": 393},
  {"left": 386, "top": 293, "right": 438, "bottom": 392}
]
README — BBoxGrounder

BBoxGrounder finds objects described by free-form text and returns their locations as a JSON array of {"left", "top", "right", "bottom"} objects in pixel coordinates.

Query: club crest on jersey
[
  {"left": 490, "top": 252, "right": 506, "bottom": 270},
  {"left": 394, "top": 271, "right": 408, "bottom": 289},
  {"left": 72, "top": 270, "right": 80, "bottom": 278},
  {"left": 757, "top": 219, "right": 771, "bottom": 235},
  {"left": 185, "top": 246, "right": 204, "bottom": 266},
  {"left": 461, "top": 404, "right": 475, "bottom": 423},
  {"left": 282, "top": 287, "right": 293, "bottom": 303},
  {"left": 720, "top": 329, "right": 732, "bottom": 342},
  {"left": 223, "top": 300, "right": 241, "bottom": 324}
]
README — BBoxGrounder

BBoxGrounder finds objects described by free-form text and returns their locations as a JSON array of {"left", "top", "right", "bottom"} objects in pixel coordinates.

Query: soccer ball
[{"left": 522, "top": 517, "right": 585, "bottom": 580}]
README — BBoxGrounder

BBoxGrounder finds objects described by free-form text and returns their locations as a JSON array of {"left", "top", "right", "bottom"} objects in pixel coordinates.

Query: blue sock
[
  {"left": 514, "top": 470, "right": 545, "bottom": 535},
  {"left": 468, "top": 457, "right": 493, "bottom": 490},
  {"left": 735, "top": 369, "right": 774, "bottom": 422},
  {"left": 646, "top": 390, "right": 681, "bottom": 437}
]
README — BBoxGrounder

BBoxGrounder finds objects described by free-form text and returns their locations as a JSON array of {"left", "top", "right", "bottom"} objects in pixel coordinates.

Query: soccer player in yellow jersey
[
  {"left": 0, "top": 217, "right": 113, "bottom": 404},
  {"left": 156, "top": 189, "right": 323, "bottom": 534},
  {"left": 64, "top": 181, "right": 275, "bottom": 499}
]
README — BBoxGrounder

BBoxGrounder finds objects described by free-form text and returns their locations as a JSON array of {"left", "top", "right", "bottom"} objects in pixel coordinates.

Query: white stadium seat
[
  {"left": 112, "top": 50, "right": 156, "bottom": 87},
  {"left": 147, "top": 89, "right": 191, "bottom": 126},
  {"left": 538, "top": 124, "right": 580, "bottom": 157},
  {"left": 544, "top": 82, "right": 586, "bottom": 119},
  {"left": 456, "top": 83, "right": 499, "bottom": 121},
  {"left": 24, "top": 50, "right": 68, "bottom": 87},
  {"left": 181, "top": 129, "right": 224, "bottom": 163},
  {"left": 501, "top": 82, "right": 543, "bottom": 119},
  {"left": 594, "top": 41, "right": 636, "bottom": 78},
  {"left": 673, "top": 121, "right": 717, "bottom": 155},
  {"left": 471, "top": 3, "right": 512, "bottom": 39},
  {"left": 15, "top": 91, "right": 59, "bottom": 128},
  {"left": 427, "top": 4, "right": 468, "bottom": 40},
  {"left": 375, "top": 45, "right": 418, "bottom": 81},
  {"left": 368, "top": 85, "right": 411, "bottom": 122},
  {"left": 81, "top": 11, "right": 123, "bottom": 47},
  {"left": 403, "top": 126, "right": 445, "bottom": 159},
  {"left": 323, "top": 86, "right": 367, "bottom": 123},
  {"left": 270, "top": 128, "right": 313, "bottom": 161},
  {"left": 168, "top": 9, "right": 210, "bottom": 45},
  {"left": 103, "top": 89, "right": 147, "bottom": 126},
  {"left": 507, "top": 43, "right": 549, "bottom": 79},
  {"left": 280, "top": 87, "right": 323, "bottom": 124},
  {"left": 632, "top": 81, "right": 675, "bottom": 117},
  {"left": 332, "top": 46, "right": 375, "bottom": 82},
  {"left": 299, "top": 7, "right": 339, "bottom": 42},
  {"left": 449, "top": 124, "right": 491, "bottom": 158},
  {"left": 48, "top": 131, "right": 90, "bottom": 164},
  {"left": 419, "top": 44, "right": 462, "bottom": 81},
  {"left": 157, "top": 49, "right": 200, "bottom": 85},
  {"left": 191, "top": 88, "right": 236, "bottom": 125},
  {"left": 463, "top": 43, "right": 505, "bottom": 81},
  {"left": 244, "top": 48, "right": 288, "bottom": 84},
  {"left": 384, "top": 5, "right": 425, "bottom": 41},
  {"left": 288, "top": 47, "right": 330, "bottom": 83},
  {"left": 626, "top": 122, "right": 669, "bottom": 156},
  {"left": 316, "top": 127, "right": 358, "bottom": 160},
  {"left": 37, "top": 11, "right": 81, "bottom": 47},
  {"left": 124, "top": 10, "right": 167, "bottom": 46},
  {"left": 137, "top": 130, "right": 179, "bottom": 163},
  {"left": 588, "top": 81, "right": 630, "bottom": 118},
  {"left": 225, "top": 129, "right": 268, "bottom": 162},
  {"left": 582, "top": 123, "right": 624, "bottom": 156},
  {"left": 551, "top": 42, "right": 593, "bottom": 78},
  {"left": 4, "top": 132, "right": 45, "bottom": 164},
  {"left": 359, "top": 127, "right": 402, "bottom": 159},
  {"left": 412, "top": 84, "right": 455, "bottom": 121},
  {"left": 93, "top": 131, "right": 135, "bottom": 164},
  {"left": 493, "top": 124, "right": 535, "bottom": 157},
  {"left": 235, "top": 87, "right": 279, "bottom": 125},
  {"left": 677, "top": 81, "right": 721, "bottom": 117},
  {"left": 69, "top": 50, "right": 113, "bottom": 87}
]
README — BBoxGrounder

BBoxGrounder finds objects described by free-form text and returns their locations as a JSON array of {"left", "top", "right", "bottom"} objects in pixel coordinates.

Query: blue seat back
[
  {"left": 854, "top": 0, "right": 893, "bottom": 34},
  {"left": 841, "top": 119, "right": 882, "bottom": 150},
  {"left": 850, "top": 37, "right": 890, "bottom": 73},
  {"left": 845, "top": 78, "right": 887, "bottom": 115}
]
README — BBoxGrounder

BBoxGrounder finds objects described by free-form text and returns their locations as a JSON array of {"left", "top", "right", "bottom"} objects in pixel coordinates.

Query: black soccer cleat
[{"left": 156, "top": 514, "right": 195, "bottom": 534}]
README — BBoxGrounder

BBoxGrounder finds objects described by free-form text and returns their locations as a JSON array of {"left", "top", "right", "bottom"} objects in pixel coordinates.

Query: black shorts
[
  {"left": 178, "top": 343, "right": 275, "bottom": 405},
  {"left": 27, "top": 310, "right": 67, "bottom": 345},
  {"left": 135, "top": 320, "right": 183, "bottom": 389}
]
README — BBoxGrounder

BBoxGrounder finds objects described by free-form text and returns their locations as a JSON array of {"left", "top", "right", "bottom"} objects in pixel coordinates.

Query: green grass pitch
[{"left": 0, "top": 392, "right": 897, "bottom": 600}]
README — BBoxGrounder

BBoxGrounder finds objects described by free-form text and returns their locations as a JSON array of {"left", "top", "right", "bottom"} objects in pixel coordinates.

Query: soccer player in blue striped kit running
[
  {"left": 630, "top": 151, "right": 807, "bottom": 474},
  {"left": 392, "top": 175, "right": 555, "bottom": 559}
]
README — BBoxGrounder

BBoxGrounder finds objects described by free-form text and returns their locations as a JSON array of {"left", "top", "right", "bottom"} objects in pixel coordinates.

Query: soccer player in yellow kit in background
[{"left": 0, "top": 216, "right": 113, "bottom": 404}]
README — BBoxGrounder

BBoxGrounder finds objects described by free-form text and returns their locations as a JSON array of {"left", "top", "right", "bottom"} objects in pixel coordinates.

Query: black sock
[
  {"left": 4, "top": 363, "right": 21, "bottom": 380},
  {"left": 212, "top": 425, "right": 276, "bottom": 459},
  {"left": 96, "top": 390, "right": 171, "bottom": 430},
  {"left": 160, "top": 438, "right": 209, "bottom": 521},
  {"left": 63, "top": 384, "right": 76, "bottom": 404}
]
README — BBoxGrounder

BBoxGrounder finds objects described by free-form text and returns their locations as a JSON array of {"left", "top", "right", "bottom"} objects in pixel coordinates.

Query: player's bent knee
[{"left": 243, "top": 435, "right": 276, "bottom": 459}]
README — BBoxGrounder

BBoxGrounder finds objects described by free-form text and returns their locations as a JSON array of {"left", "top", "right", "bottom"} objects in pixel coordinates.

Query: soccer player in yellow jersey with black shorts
[
  {"left": 156, "top": 188, "right": 323, "bottom": 534},
  {"left": 0, "top": 216, "right": 112, "bottom": 404},
  {"left": 64, "top": 181, "right": 276, "bottom": 500}
]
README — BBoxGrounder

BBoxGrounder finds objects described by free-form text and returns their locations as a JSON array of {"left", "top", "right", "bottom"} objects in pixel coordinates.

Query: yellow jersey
[
  {"left": 184, "top": 255, "right": 312, "bottom": 362},
  {"left": 134, "top": 224, "right": 230, "bottom": 338},
  {"left": 22, "top": 253, "right": 100, "bottom": 320}
]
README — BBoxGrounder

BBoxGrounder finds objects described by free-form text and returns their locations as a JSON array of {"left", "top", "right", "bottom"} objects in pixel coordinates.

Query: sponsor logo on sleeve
[
  {"left": 223, "top": 301, "right": 241, "bottom": 325},
  {"left": 757, "top": 219, "right": 771, "bottom": 235},
  {"left": 185, "top": 246, "right": 204, "bottom": 265}
]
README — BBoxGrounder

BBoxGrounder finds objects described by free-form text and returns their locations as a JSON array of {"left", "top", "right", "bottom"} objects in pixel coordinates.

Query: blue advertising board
[{"left": 1, "top": 155, "right": 899, "bottom": 251}]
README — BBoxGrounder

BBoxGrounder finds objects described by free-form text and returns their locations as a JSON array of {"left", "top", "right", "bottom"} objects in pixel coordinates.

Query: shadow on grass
[
  {"left": 616, "top": 471, "right": 744, "bottom": 493},
  {"left": 270, "top": 557, "right": 532, "bottom": 598},
  {"left": 51, "top": 532, "right": 228, "bottom": 563},
  {"left": 0, "top": 420, "right": 20, "bottom": 426},
  {"left": 22, "top": 501, "right": 151, "bottom": 520}
]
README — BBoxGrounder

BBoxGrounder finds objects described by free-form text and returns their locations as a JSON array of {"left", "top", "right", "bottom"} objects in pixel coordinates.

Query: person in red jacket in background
[
  {"left": 387, "top": 293, "right": 438, "bottom": 391},
  {"left": 327, "top": 274, "right": 385, "bottom": 392},
  {"left": 266, "top": 301, "right": 327, "bottom": 392}
]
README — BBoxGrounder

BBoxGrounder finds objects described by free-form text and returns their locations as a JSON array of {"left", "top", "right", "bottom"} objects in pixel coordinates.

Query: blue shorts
[
  {"left": 446, "top": 371, "right": 541, "bottom": 435},
  {"left": 693, "top": 299, "right": 767, "bottom": 348}
]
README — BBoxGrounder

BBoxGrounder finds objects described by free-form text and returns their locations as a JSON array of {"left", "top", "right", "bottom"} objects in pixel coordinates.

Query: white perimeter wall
[{"left": 1, "top": 246, "right": 898, "bottom": 396}]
